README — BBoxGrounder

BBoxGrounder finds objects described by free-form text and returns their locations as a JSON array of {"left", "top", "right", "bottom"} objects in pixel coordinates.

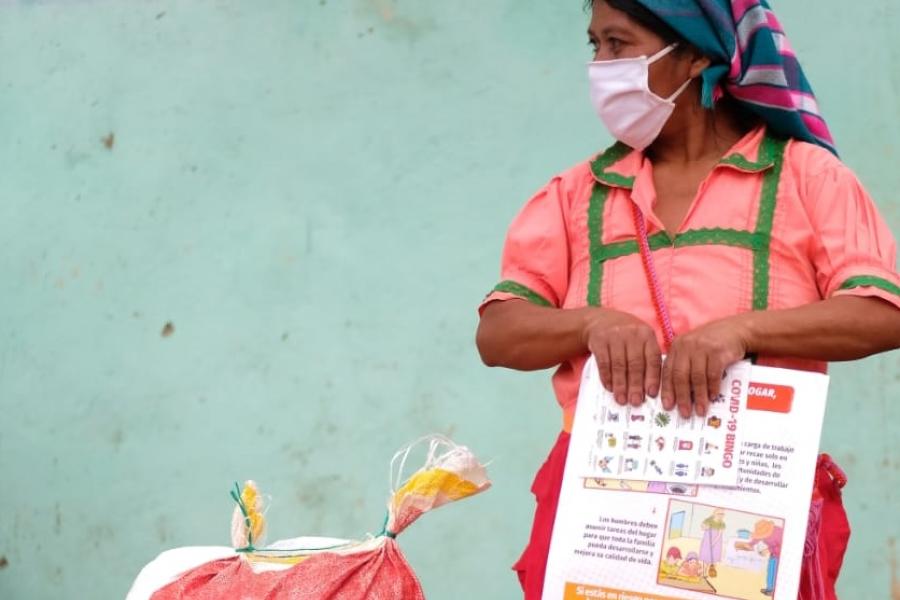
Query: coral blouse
[{"left": 480, "top": 127, "right": 900, "bottom": 432}]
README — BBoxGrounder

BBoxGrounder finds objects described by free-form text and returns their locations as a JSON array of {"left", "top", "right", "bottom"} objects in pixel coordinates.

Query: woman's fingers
[
  {"left": 595, "top": 341, "right": 613, "bottom": 392},
  {"left": 644, "top": 339, "right": 662, "bottom": 398},
  {"left": 691, "top": 355, "right": 710, "bottom": 417},
  {"left": 671, "top": 353, "right": 693, "bottom": 419},
  {"left": 663, "top": 346, "right": 733, "bottom": 417},
  {"left": 609, "top": 337, "right": 628, "bottom": 405},
  {"left": 707, "top": 358, "right": 724, "bottom": 406},
  {"left": 626, "top": 338, "right": 646, "bottom": 406},
  {"left": 660, "top": 352, "right": 675, "bottom": 411},
  {"left": 661, "top": 343, "right": 702, "bottom": 418},
  {"left": 583, "top": 314, "right": 663, "bottom": 408}
]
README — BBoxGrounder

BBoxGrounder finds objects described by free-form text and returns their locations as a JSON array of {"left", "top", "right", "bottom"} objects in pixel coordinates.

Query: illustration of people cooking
[{"left": 734, "top": 519, "right": 783, "bottom": 597}]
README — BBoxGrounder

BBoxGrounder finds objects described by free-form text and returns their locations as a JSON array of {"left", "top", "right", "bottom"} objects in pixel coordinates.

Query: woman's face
[{"left": 588, "top": 1, "right": 697, "bottom": 100}]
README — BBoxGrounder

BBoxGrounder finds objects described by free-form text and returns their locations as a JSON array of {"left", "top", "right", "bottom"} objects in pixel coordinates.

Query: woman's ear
[{"left": 689, "top": 53, "right": 712, "bottom": 79}]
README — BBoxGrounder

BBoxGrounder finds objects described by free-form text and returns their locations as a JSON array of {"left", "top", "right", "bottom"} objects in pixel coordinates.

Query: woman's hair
[{"left": 584, "top": 0, "right": 687, "bottom": 48}]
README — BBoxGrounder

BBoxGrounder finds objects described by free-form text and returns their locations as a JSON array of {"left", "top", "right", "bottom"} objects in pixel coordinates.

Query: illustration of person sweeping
[{"left": 699, "top": 508, "right": 726, "bottom": 577}]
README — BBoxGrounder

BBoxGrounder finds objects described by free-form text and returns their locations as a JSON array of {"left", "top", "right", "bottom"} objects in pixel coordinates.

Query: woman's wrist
[
  {"left": 578, "top": 307, "right": 628, "bottom": 349},
  {"left": 730, "top": 311, "right": 761, "bottom": 357},
  {"left": 578, "top": 307, "right": 605, "bottom": 350}
]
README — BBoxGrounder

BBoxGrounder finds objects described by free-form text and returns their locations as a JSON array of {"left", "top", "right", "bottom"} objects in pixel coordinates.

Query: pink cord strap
[{"left": 631, "top": 203, "right": 675, "bottom": 349}]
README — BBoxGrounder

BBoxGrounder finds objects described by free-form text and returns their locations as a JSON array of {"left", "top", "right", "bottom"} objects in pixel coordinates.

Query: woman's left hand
[{"left": 661, "top": 315, "right": 751, "bottom": 418}]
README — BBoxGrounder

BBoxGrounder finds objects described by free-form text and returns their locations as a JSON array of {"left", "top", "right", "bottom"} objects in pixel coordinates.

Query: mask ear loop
[
  {"left": 647, "top": 44, "right": 695, "bottom": 103},
  {"left": 646, "top": 43, "right": 678, "bottom": 64},
  {"left": 665, "top": 76, "right": 695, "bottom": 103}
]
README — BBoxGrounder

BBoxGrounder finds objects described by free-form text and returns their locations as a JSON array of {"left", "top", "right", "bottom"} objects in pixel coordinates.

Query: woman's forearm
[
  {"left": 477, "top": 300, "right": 664, "bottom": 403},
  {"left": 475, "top": 300, "right": 593, "bottom": 371},
  {"left": 740, "top": 296, "right": 900, "bottom": 361}
]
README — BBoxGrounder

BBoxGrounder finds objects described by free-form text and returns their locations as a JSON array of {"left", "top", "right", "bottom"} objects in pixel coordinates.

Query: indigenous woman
[{"left": 475, "top": 1, "right": 900, "bottom": 599}]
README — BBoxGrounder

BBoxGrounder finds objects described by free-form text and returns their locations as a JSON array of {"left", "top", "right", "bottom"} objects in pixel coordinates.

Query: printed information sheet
[
  {"left": 543, "top": 357, "right": 829, "bottom": 600},
  {"left": 580, "top": 361, "right": 751, "bottom": 487}
]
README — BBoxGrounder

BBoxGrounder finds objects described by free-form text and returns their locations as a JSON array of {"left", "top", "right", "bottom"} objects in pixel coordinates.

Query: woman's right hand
[{"left": 582, "top": 309, "right": 662, "bottom": 407}]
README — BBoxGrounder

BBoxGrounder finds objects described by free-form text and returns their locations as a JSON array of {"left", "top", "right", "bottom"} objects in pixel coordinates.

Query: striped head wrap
[{"left": 635, "top": 0, "right": 836, "bottom": 154}]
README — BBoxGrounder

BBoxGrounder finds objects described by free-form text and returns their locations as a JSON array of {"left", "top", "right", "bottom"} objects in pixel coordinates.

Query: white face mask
[{"left": 588, "top": 44, "right": 693, "bottom": 151}]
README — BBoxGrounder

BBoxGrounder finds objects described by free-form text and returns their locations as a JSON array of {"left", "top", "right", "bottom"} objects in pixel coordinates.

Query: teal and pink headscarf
[{"left": 635, "top": 0, "right": 836, "bottom": 154}]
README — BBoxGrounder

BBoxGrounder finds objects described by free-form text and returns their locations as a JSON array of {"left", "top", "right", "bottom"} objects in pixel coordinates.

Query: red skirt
[{"left": 513, "top": 432, "right": 850, "bottom": 600}]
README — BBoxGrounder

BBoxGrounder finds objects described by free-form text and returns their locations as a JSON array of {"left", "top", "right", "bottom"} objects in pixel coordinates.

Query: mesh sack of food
[{"left": 126, "top": 435, "right": 490, "bottom": 600}]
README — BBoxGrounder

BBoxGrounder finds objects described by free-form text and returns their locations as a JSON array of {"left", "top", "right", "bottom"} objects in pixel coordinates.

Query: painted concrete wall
[{"left": 1, "top": 1, "right": 898, "bottom": 598}]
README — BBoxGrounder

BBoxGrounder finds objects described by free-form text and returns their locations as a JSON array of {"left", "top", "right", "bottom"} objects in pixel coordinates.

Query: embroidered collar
[{"left": 590, "top": 126, "right": 780, "bottom": 190}]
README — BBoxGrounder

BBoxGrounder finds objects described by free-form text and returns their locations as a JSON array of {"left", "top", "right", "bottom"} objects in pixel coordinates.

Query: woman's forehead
[{"left": 589, "top": 2, "right": 655, "bottom": 37}]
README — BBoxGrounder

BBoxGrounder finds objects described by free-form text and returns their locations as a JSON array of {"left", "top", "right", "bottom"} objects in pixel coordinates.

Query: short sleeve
[
  {"left": 803, "top": 159, "right": 900, "bottom": 310},
  {"left": 478, "top": 177, "right": 570, "bottom": 315}
]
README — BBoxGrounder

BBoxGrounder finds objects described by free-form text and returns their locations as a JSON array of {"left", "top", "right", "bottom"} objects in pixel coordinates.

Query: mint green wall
[{"left": 1, "top": 1, "right": 898, "bottom": 598}]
